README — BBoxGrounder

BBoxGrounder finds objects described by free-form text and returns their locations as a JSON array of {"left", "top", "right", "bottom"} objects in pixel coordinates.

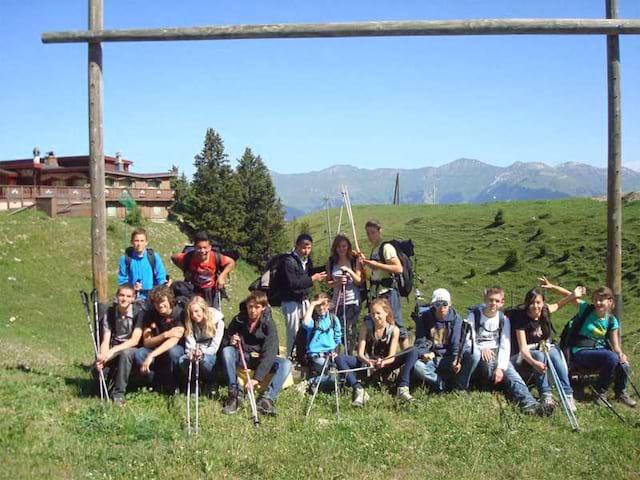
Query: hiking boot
[
  {"left": 295, "top": 380, "right": 310, "bottom": 395},
  {"left": 521, "top": 402, "right": 544, "bottom": 416},
  {"left": 222, "top": 389, "right": 243, "bottom": 415},
  {"left": 565, "top": 395, "right": 577, "bottom": 413},
  {"left": 541, "top": 393, "right": 555, "bottom": 414},
  {"left": 396, "top": 386, "right": 415, "bottom": 404},
  {"left": 615, "top": 391, "right": 637, "bottom": 408},
  {"left": 113, "top": 395, "right": 125, "bottom": 407},
  {"left": 257, "top": 397, "right": 277, "bottom": 416},
  {"left": 351, "top": 387, "right": 370, "bottom": 407},
  {"left": 594, "top": 391, "right": 608, "bottom": 407}
]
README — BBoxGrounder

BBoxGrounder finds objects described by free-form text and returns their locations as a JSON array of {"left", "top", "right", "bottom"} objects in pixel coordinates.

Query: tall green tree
[
  {"left": 236, "top": 147, "right": 286, "bottom": 267},
  {"left": 176, "top": 128, "right": 246, "bottom": 247}
]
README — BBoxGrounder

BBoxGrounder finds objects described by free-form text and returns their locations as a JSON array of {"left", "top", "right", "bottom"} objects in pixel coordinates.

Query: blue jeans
[
  {"left": 134, "top": 344, "right": 185, "bottom": 392},
  {"left": 475, "top": 349, "right": 537, "bottom": 407},
  {"left": 334, "top": 353, "right": 413, "bottom": 388},
  {"left": 527, "top": 345, "right": 572, "bottom": 396},
  {"left": 220, "top": 346, "right": 292, "bottom": 401},
  {"left": 308, "top": 354, "right": 334, "bottom": 390},
  {"left": 413, "top": 343, "right": 481, "bottom": 392},
  {"left": 571, "top": 348, "right": 627, "bottom": 393},
  {"left": 378, "top": 288, "right": 407, "bottom": 340},
  {"left": 178, "top": 353, "right": 217, "bottom": 386}
]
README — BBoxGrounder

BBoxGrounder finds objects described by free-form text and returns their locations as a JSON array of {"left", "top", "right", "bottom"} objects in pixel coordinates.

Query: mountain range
[{"left": 270, "top": 158, "right": 640, "bottom": 217}]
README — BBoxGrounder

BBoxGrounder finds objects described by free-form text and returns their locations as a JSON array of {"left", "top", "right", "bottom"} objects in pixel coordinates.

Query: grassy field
[{"left": 1, "top": 200, "right": 640, "bottom": 479}]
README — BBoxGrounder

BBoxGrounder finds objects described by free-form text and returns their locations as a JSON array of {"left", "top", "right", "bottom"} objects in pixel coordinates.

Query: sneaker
[
  {"left": 113, "top": 395, "right": 125, "bottom": 407},
  {"left": 295, "top": 380, "right": 310, "bottom": 395},
  {"left": 541, "top": 393, "right": 555, "bottom": 414},
  {"left": 351, "top": 387, "right": 370, "bottom": 407},
  {"left": 521, "top": 402, "right": 544, "bottom": 416},
  {"left": 257, "top": 397, "right": 277, "bottom": 416},
  {"left": 222, "top": 389, "right": 243, "bottom": 415},
  {"left": 615, "top": 391, "right": 637, "bottom": 408},
  {"left": 565, "top": 395, "right": 577, "bottom": 413},
  {"left": 396, "top": 386, "right": 415, "bottom": 404}
]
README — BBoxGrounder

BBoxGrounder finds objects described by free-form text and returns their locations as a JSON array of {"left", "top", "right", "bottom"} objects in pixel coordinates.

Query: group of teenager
[{"left": 95, "top": 221, "right": 637, "bottom": 418}]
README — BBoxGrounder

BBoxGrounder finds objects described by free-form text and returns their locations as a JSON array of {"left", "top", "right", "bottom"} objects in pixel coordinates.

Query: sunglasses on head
[{"left": 433, "top": 301, "right": 449, "bottom": 308}]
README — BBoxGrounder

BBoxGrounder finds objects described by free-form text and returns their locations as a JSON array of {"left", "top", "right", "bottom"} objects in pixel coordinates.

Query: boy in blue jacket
[
  {"left": 411, "top": 288, "right": 480, "bottom": 392},
  {"left": 118, "top": 228, "right": 168, "bottom": 301}
]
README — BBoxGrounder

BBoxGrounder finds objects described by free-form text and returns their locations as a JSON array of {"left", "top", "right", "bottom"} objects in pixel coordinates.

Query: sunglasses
[{"left": 433, "top": 301, "right": 449, "bottom": 308}]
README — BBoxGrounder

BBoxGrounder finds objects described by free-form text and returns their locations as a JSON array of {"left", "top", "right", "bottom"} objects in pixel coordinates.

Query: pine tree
[
  {"left": 178, "top": 128, "right": 246, "bottom": 248},
  {"left": 236, "top": 147, "right": 286, "bottom": 267}
]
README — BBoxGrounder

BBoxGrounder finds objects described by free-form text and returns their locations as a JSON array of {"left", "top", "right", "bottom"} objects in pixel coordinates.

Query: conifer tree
[
  {"left": 178, "top": 128, "right": 246, "bottom": 248},
  {"left": 236, "top": 147, "right": 286, "bottom": 267}
]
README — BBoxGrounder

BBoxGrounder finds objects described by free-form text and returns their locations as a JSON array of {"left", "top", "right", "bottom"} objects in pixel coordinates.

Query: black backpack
[
  {"left": 248, "top": 253, "right": 291, "bottom": 307},
  {"left": 124, "top": 246, "right": 157, "bottom": 278},
  {"left": 291, "top": 313, "right": 338, "bottom": 366},
  {"left": 378, "top": 239, "right": 415, "bottom": 297},
  {"left": 559, "top": 305, "right": 613, "bottom": 362}
]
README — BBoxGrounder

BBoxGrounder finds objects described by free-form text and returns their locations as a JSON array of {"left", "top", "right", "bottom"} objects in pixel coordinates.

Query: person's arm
[
  {"left": 341, "top": 262, "right": 362, "bottom": 286},
  {"left": 449, "top": 315, "right": 463, "bottom": 359},
  {"left": 107, "top": 327, "right": 143, "bottom": 360},
  {"left": 203, "top": 314, "right": 225, "bottom": 356},
  {"left": 216, "top": 255, "right": 235, "bottom": 289},
  {"left": 117, "top": 255, "right": 129, "bottom": 285},
  {"left": 548, "top": 285, "right": 586, "bottom": 313},
  {"left": 170, "top": 252, "right": 185, "bottom": 270},
  {"left": 538, "top": 276, "right": 571, "bottom": 296},
  {"left": 333, "top": 315, "right": 343, "bottom": 351},
  {"left": 362, "top": 247, "right": 403, "bottom": 275},
  {"left": 302, "top": 300, "right": 320, "bottom": 328},
  {"left": 140, "top": 335, "right": 182, "bottom": 374},
  {"left": 609, "top": 328, "right": 629, "bottom": 365},
  {"left": 325, "top": 260, "right": 336, "bottom": 288},
  {"left": 515, "top": 329, "right": 546, "bottom": 374},
  {"left": 378, "top": 327, "right": 400, "bottom": 368},
  {"left": 283, "top": 256, "right": 314, "bottom": 291},
  {"left": 153, "top": 253, "right": 168, "bottom": 286},
  {"left": 356, "top": 324, "right": 372, "bottom": 366},
  {"left": 143, "top": 325, "right": 185, "bottom": 349},
  {"left": 496, "top": 316, "right": 511, "bottom": 376}
]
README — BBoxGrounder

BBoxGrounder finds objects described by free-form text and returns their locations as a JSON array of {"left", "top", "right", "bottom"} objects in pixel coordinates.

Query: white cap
[{"left": 430, "top": 288, "right": 451, "bottom": 304}]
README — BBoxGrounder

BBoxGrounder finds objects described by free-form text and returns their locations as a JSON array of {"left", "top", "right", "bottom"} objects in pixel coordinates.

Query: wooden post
[
  {"left": 88, "top": 0, "right": 108, "bottom": 302},
  {"left": 606, "top": 0, "right": 622, "bottom": 320}
]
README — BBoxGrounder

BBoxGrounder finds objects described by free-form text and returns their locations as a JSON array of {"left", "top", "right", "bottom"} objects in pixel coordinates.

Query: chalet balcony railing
[{"left": 0, "top": 185, "right": 174, "bottom": 202}]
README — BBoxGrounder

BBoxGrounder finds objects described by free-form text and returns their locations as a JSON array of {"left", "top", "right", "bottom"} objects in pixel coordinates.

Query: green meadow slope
[{"left": 1, "top": 200, "right": 639, "bottom": 479}]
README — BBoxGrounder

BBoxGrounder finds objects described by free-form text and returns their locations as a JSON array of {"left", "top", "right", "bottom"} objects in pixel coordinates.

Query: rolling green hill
[{"left": 1, "top": 201, "right": 640, "bottom": 479}]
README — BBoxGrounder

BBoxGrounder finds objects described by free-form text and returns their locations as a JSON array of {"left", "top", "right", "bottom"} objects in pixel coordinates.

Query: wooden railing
[{"left": 0, "top": 185, "right": 174, "bottom": 202}]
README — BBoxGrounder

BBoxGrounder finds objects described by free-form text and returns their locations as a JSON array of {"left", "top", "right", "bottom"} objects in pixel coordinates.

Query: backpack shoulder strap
[
  {"left": 473, "top": 308, "right": 481, "bottom": 333},
  {"left": 570, "top": 304, "right": 595, "bottom": 341},
  {"left": 215, "top": 251, "right": 222, "bottom": 276},
  {"left": 183, "top": 250, "right": 194, "bottom": 273},
  {"left": 146, "top": 247, "right": 156, "bottom": 274}
]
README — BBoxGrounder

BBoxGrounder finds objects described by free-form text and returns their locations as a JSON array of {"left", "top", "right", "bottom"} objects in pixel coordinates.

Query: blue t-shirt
[
  {"left": 572, "top": 300, "right": 618, "bottom": 353},
  {"left": 303, "top": 312, "right": 342, "bottom": 354}
]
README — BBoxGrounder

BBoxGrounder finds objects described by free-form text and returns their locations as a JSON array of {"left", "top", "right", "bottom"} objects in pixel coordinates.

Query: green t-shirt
[{"left": 571, "top": 300, "right": 618, "bottom": 353}]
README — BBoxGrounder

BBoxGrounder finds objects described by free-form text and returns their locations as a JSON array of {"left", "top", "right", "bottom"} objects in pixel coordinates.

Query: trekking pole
[
  {"left": 332, "top": 361, "right": 340, "bottom": 421},
  {"left": 305, "top": 355, "right": 331, "bottom": 419},
  {"left": 337, "top": 204, "right": 344, "bottom": 234},
  {"left": 80, "top": 290, "right": 109, "bottom": 401},
  {"left": 90, "top": 289, "right": 105, "bottom": 401},
  {"left": 540, "top": 342, "right": 579, "bottom": 432},
  {"left": 342, "top": 282, "right": 348, "bottom": 354},
  {"left": 195, "top": 359, "right": 200, "bottom": 435},
  {"left": 186, "top": 360, "right": 193, "bottom": 435},
  {"left": 590, "top": 386, "right": 627, "bottom": 425},
  {"left": 334, "top": 347, "right": 417, "bottom": 374},
  {"left": 237, "top": 342, "right": 260, "bottom": 426},
  {"left": 342, "top": 185, "right": 360, "bottom": 253}
]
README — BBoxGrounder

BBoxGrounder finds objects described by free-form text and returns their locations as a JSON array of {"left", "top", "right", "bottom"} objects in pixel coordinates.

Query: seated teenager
[
  {"left": 411, "top": 288, "right": 480, "bottom": 393},
  {"left": 178, "top": 296, "right": 224, "bottom": 396},
  {"left": 468, "top": 287, "right": 542, "bottom": 414},
  {"left": 509, "top": 281, "right": 584, "bottom": 413},
  {"left": 335, "top": 298, "right": 416, "bottom": 406},
  {"left": 299, "top": 293, "right": 342, "bottom": 392},
  {"left": 95, "top": 284, "right": 143, "bottom": 406},
  {"left": 133, "top": 285, "right": 185, "bottom": 394},
  {"left": 568, "top": 286, "right": 636, "bottom": 408},
  {"left": 221, "top": 291, "right": 292, "bottom": 416}
]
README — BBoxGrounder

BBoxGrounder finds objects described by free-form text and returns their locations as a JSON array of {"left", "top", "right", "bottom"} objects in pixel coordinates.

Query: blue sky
[{"left": 1, "top": 0, "right": 639, "bottom": 177}]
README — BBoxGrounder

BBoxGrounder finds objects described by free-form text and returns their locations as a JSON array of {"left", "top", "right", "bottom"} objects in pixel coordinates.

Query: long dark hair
[
  {"left": 330, "top": 233, "right": 354, "bottom": 264},
  {"left": 523, "top": 287, "right": 553, "bottom": 338}
]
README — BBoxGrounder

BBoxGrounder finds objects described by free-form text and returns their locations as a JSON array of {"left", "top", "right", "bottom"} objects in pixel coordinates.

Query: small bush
[
  {"left": 539, "top": 212, "right": 551, "bottom": 219},
  {"left": 125, "top": 205, "right": 145, "bottom": 227},
  {"left": 558, "top": 250, "right": 570, "bottom": 262},
  {"left": 486, "top": 209, "right": 505, "bottom": 228},
  {"left": 528, "top": 227, "right": 544, "bottom": 242},
  {"left": 504, "top": 249, "right": 519, "bottom": 270},
  {"left": 537, "top": 246, "right": 547, "bottom": 258}
]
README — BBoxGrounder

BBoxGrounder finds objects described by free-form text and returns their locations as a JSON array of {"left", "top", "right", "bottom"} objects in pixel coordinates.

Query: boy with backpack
[
  {"left": 278, "top": 234, "right": 327, "bottom": 356},
  {"left": 171, "top": 231, "right": 236, "bottom": 309},
  {"left": 95, "top": 284, "right": 144, "bottom": 406},
  {"left": 221, "top": 291, "right": 292, "bottom": 416},
  {"left": 133, "top": 285, "right": 185, "bottom": 394},
  {"left": 298, "top": 293, "right": 343, "bottom": 392},
  {"left": 468, "top": 287, "right": 542, "bottom": 414},
  {"left": 410, "top": 288, "right": 480, "bottom": 392},
  {"left": 117, "top": 228, "right": 168, "bottom": 301},
  {"left": 359, "top": 219, "right": 409, "bottom": 349}
]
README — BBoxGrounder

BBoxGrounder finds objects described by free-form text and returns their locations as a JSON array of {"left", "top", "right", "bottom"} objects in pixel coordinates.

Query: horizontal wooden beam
[{"left": 42, "top": 18, "right": 640, "bottom": 44}]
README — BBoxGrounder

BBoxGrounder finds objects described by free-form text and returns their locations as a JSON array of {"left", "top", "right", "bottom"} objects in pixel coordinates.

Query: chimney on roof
[
  {"left": 33, "top": 147, "right": 41, "bottom": 164},
  {"left": 115, "top": 151, "right": 123, "bottom": 171},
  {"left": 45, "top": 151, "right": 58, "bottom": 167}
]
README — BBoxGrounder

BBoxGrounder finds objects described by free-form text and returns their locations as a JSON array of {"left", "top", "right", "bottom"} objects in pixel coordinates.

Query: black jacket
[
  {"left": 223, "top": 307, "right": 279, "bottom": 382},
  {"left": 278, "top": 253, "right": 314, "bottom": 303}
]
